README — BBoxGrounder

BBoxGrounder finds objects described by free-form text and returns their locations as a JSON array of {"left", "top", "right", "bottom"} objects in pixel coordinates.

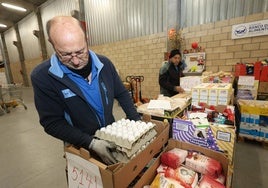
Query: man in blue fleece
[{"left": 31, "top": 16, "right": 140, "bottom": 165}]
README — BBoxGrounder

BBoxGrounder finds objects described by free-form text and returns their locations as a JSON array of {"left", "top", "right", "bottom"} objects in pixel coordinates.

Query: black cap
[{"left": 169, "top": 49, "right": 181, "bottom": 59}]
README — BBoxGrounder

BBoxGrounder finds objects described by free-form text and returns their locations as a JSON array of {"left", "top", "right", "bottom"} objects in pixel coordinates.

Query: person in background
[
  {"left": 159, "top": 49, "right": 185, "bottom": 97},
  {"left": 31, "top": 16, "right": 140, "bottom": 165}
]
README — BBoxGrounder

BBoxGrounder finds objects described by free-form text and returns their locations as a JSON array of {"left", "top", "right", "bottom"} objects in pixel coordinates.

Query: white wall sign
[
  {"left": 232, "top": 19, "right": 268, "bottom": 39},
  {"left": 183, "top": 52, "right": 206, "bottom": 73},
  {"left": 65, "top": 152, "right": 103, "bottom": 188}
]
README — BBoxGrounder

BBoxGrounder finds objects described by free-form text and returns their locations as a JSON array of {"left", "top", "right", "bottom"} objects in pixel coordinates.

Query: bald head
[
  {"left": 46, "top": 16, "right": 89, "bottom": 70},
  {"left": 46, "top": 16, "right": 86, "bottom": 46}
]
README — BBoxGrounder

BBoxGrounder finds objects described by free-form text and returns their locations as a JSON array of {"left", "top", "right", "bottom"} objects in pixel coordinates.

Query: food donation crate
[{"left": 64, "top": 117, "right": 169, "bottom": 188}]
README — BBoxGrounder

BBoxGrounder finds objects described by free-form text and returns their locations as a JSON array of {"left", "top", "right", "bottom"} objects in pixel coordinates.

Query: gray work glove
[{"left": 89, "top": 138, "right": 117, "bottom": 165}]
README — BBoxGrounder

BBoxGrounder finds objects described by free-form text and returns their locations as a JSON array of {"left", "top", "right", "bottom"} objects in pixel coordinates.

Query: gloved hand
[{"left": 89, "top": 138, "right": 117, "bottom": 165}]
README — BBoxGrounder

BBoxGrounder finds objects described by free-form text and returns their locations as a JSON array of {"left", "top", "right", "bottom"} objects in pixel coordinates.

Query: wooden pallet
[{"left": 238, "top": 135, "right": 268, "bottom": 149}]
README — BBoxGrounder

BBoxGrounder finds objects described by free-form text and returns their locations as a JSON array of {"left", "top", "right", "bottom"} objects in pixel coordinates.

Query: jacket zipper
[{"left": 101, "top": 82, "right": 109, "bottom": 105}]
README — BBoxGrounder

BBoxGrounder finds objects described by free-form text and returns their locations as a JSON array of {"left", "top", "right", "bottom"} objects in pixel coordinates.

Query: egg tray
[
  {"left": 112, "top": 136, "right": 156, "bottom": 163},
  {"left": 95, "top": 122, "right": 156, "bottom": 150},
  {"left": 115, "top": 128, "right": 157, "bottom": 158}
]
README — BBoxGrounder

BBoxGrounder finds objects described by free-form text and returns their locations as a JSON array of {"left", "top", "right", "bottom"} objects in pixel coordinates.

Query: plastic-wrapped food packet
[
  {"left": 185, "top": 152, "right": 222, "bottom": 178},
  {"left": 160, "top": 148, "right": 188, "bottom": 169}
]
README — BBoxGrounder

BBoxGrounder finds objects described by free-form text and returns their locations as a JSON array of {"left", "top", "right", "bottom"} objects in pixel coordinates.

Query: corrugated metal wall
[
  {"left": 84, "top": 0, "right": 167, "bottom": 45},
  {"left": 40, "top": 0, "right": 79, "bottom": 56},
  {"left": 18, "top": 13, "right": 40, "bottom": 60},
  {"left": 84, "top": 0, "right": 268, "bottom": 46},
  {"left": 4, "top": 29, "right": 18, "bottom": 63},
  {"left": 179, "top": 0, "right": 268, "bottom": 28},
  {"left": 2, "top": 0, "right": 79, "bottom": 62},
  {"left": 1, "top": 0, "right": 268, "bottom": 61}
]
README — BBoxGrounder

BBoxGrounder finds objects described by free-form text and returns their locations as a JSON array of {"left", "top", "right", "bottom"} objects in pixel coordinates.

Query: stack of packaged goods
[
  {"left": 191, "top": 83, "right": 233, "bottom": 106},
  {"left": 234, "top": 60, "right": 268, "bottom": 100},
  {"left": 238, "top": 100, "right": 268, "bottom": 141},
  {"left": 202, "top": 71, "right": 234, "bottom": 84},
  {"left": 150, "top": 147, "right": 227, "bottom": 188},
  {"left": 170, "top": 103, "right": 236, "bottom": 187},
  {"left": 236, "top": 75, "right": 259, "bottom": 100}
]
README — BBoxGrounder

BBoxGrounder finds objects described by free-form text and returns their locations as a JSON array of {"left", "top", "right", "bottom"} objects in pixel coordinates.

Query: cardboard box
[
  {"left": 180, "top": 76, "right": 203, "bottom": 93},
  {"left": 237, "top": 79, "right": 259, "bottom": 100},
  {"left": 258, "top": 81, "right": 268, "bottom": 94},
  {"left": 134, "top": 139, "right": 232, "bottom": 188},
  {"left": 192, "top": 83, "right": 233, "bottom": 106},
  {"left": 65, "top": 118, "right": 170, "bottom": 188},
  {"left": 238, "top": 99, "right": 268, "bottom": 116},
  {"left": 172, "top": 118, "right": 236, "bottom": 165},
  {"left": 260, "top": 66, "right": 268, "bottom": 82},
  {"left": 257, "top": 93, "right": 268, "bottom": 100}
]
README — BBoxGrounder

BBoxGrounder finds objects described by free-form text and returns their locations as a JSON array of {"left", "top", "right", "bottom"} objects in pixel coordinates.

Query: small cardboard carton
[
  {"left": 258, "top": 81, "right": 268, "bottom": 94},
  {"left": 134, "top": 139, "right": 232, "bottom": 188},
  {"left": 64, "top": 117, "right": 169, "bottom": 188}
]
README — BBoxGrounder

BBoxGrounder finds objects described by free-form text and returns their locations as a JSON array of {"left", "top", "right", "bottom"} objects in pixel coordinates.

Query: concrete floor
[{"left": 0, "top": 87, "right": 267, "bottom": 188}]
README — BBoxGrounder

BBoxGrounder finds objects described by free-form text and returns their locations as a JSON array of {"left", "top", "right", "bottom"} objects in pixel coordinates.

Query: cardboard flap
[
  {"left": 107, "top": 162, "right": 124, "bottom": 172},
  {"left": 142, "top": 113, "right": 152, "bottom": 122},
  {"left": 79, "top": 147, "right": 90, "bottom": 159}
]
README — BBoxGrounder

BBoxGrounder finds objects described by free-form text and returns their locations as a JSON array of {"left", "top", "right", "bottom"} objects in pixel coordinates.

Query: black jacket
[
  {"left": 159, "top": 61, "right": 184, "bottom": 97},
  {"left": 31, "top": 51, "right": 140, "bottom": 149}
]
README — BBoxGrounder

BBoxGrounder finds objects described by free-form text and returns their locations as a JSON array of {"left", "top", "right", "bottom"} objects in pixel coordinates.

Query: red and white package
[
  {"left": 160, "top": 148, "right": 188, "bottom": 169},
  {"left": 198, "top": 175, "right": 226, "bottom": 188},
  {"left": 185, "top": 152, "right": 222, "bottom": 178},
  {"left": 214, "top": 174, "right": 225, "bottom": 185},
  {"left": 156, "top": 164, "right": 168, "bottom": 174},
  {"left": 165, "top": 165, "right": 198, "bottom": 188}
]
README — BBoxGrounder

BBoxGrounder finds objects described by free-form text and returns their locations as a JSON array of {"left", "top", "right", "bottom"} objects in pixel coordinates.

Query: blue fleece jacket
[{"left": 31, "top": 51, "right": 140, "bottom": 149}]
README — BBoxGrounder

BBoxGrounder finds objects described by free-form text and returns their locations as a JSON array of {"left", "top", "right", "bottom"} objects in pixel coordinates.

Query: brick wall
[
  {"left": 90, "top": 12, "right": 268, "bottom": 99},
  {"left": 11, "top": 57, "right": 42, "bottom": 85},
  {"left": 90, "top": 33, "right": 167, "bottom": 99},
  {"left": 183, "top": 12, "right": 268, "bottom": 74}
]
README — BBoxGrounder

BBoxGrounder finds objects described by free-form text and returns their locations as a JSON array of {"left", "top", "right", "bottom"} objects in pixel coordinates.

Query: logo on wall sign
[{"left": 234, "top": 25, "right": 247, "bottom": 37}]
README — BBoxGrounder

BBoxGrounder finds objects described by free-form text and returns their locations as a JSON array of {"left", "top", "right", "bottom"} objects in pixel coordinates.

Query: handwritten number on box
[
  {"left": 66, "top": 152, "right": 103, "bottom": 188},
  {"left": 71, "top": 167, "right": 96, "bottom": 186}
]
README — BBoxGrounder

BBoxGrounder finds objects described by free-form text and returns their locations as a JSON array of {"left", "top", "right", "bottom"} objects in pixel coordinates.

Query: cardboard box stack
[
  {"left": 238, "top": 100, "right": 268, "bottom": 141},
  {"left": 234, "top": 60, "right": 268, "bottom": 100},
  {"left": 191, "top": 83, "right": 233, "bottom": 106},
  {"left": 257, "top": 63, "right": 268, "bottom": 100}
]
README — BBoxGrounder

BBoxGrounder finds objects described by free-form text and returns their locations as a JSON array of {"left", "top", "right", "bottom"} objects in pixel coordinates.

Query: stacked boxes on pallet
[
  {"left": 191, "top": 83, "right": 233, "bottom": 106},
  {"left": 238, "top": 100, "right": 268, "bottom": 141}
]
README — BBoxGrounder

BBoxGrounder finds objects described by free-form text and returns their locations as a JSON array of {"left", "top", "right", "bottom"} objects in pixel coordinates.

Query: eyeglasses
[{"left": 56, "top": 47, "right": 88, "bottom": 62}]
